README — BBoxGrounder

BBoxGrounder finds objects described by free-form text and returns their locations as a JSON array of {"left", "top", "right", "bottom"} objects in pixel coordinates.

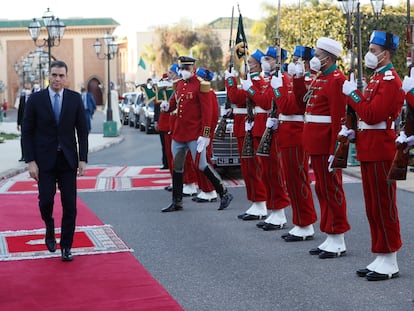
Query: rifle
[
  {"left": 255, "top": 0, "right": 281, "bottom": 156},
  {"left": 388, "top": 103, "right": 414, "bottom": 180},
  {"left": 241, "top": 97, "right": 255, "bottom": 158},
  {"left": 256, "top": 98, "right": 278, "bottom": 156},
  {"left": 331, "top": 104, "right": 358, "bottom": 168},
  {"left": 214, "top": 6, "right": 235, "bottom": 141}
]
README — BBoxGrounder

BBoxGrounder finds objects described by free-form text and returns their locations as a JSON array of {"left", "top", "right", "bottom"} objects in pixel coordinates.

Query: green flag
[{"left": 138, "top": 57, "right": 146, "bottom": 70}]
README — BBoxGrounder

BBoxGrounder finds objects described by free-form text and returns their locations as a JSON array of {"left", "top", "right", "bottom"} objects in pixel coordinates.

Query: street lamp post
[
  {"left": 94, "top": 32, "right": 119, "bottom": 137},
  {"left": 28, "top": 8, "right": 65, "bottom": 72}
]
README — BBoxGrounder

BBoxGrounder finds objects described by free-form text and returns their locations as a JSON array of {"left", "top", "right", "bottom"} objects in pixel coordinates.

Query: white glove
[
  {"left": 338, "top": 125, "right": 355, "bottom": 141},
  {"left": 342, "top": 72, "right": 357, "bottom": 96},
  {"left": 328, "top": 155, "right": 335, "bottom": 172},
  {"left": 402, "top": 68, "right": 414, "bottom": 93},
  {"left": 287, "top": 63, "right": 296, "bottom": 76},
  {"left": 295, "top": 62, "right": 304, "bottom": 78},
  {"left": 160, "top": 101, "right": 169, "bottom": 112},
  {"left": 245, "top": 121, "right": 254, "bottom": 132},
  {"left": 225, "top": 68, "right": 236, "bottom": 79},
  {"left": 270, "top": 71, "right": 283, "bottom": 89},
  {"left": 241, "top": 75, "right": 253, "bottom": 91},
  {"left": 395, "top": 130, "right": 408, "bottom": 144},
  {"left": 407, "top": 135, "right": 414, "bottom": 147},
  {"left": 266, "top": 117, "right": 278, "bottom": 130},
  {"left": 197, "top": 136, "right": 210, "bottom": 152}
]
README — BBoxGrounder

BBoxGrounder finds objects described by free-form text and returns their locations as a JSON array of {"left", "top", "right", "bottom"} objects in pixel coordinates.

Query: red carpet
[{"left": 0, "top": 194, "right": 183, "bottom": 311}]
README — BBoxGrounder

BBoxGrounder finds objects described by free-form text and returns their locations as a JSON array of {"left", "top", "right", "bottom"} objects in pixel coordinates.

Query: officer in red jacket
[
  {"left": 248, "top": 46, "right": 291, "bottom": 231},
  {"left": 267, "top": 46, "right": 318, "bottom": 241},
  {"left": 294, "top": 37, "right": 350, "bottom": 259},
  {"left": 225, "top": 49, "right": 270, "bottom": 221},
  {"left": 342, "top": 31, "right": 404, "bottom": 281},
  {"left": 192, "top": 67, "right": 219, "bottom": 203},
  {"left": 160, "top": 56, "right": 233, "bottom": 212}
]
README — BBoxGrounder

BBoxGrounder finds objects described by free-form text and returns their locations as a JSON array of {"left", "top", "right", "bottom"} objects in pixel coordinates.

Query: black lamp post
[
  {"left": 94, "top": 32, "right": 119, "bottom": 136},
  {"left": 370, "top": 0, "right": 384, "bottom": 20},
  {"left": 28, "top": 8, "right": 65, "bottom": 72},
  {"left": 94, "top": 32, "right": 119, "bottom": 122}
]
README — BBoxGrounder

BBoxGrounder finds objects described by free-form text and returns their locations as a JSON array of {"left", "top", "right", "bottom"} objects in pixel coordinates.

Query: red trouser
[
  {"left": 196, "top": 143, "right": 215, "bottom": 192},
  {"left": 360, "top": 161, "right": 402, "bottom": 253},
  {"left": 237, "top": 137, "right": 267, "bottom": 202},
  {"left": 256, "top": 137, "right": 290, "bottom": 210},
  {"left": 310, "top": 155, "right": 350, "bottom": 234},
  {"left": 280, "top": 146, "right": 317, "bottom": 226},
  {"left": 164, "top": 132, "right": 173, "bottom": 176}
]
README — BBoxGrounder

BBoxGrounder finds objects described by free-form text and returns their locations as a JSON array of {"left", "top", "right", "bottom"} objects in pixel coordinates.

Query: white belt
[
  {"left": 304, "top": 115, "right": 332, "bottom": 123},
  {"left": 358, "top": 120, "right": 395, "bottom": 130},
  {"left": 279, "top": 114, "right": 304, "bottom": 122},
  {"left": 254, "top": 107, "right": 270, "bottom": 114},
  {"left": 232, "top": 108, "right": 247, "bottom": 114}
]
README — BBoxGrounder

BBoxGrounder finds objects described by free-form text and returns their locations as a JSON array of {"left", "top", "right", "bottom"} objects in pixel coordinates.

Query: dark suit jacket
[
  {"left": 22, "top": 87, "right": 89, "bottom": 171},
  {"left": 17, "top": 92, "right": 27, "bottom": 126}
]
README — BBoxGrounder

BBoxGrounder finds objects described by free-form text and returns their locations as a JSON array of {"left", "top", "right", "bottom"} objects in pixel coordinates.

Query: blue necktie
[{"left": 53, "top": 93, "right": 60, "bottom": 124}]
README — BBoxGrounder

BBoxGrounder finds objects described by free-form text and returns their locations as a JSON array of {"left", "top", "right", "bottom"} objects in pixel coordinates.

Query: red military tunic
[
  {"left": 168, "top": 76, "right": 212, "bottom": 142},
  {"left": 296, "top": 64, "right": 350, "bottom": 235},
  {"left": 244, "top": 73, "right": 290, "bottom": 211},
  {"left": 347, "top": 63, "right": 404, "bottom": 253},
  {"left": 226, "top": 75, "right": 267, "bottom": 202},
  {"left": 272, "top": 73, "right": 317, "bottom": 227}
]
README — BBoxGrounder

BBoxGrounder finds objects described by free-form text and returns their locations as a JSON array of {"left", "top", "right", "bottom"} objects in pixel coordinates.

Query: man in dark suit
[
  {"left": 22, "top": 60, "right": 89, "bottom": 262},
  {"left": 17, "top": 82, "right": 32, "bottom": 161},
  {"left": 80, "top": 87, "right": 97, "bottom": 132}
]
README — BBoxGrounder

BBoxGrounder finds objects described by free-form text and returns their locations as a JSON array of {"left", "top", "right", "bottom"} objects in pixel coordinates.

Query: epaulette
[
  {"left": 383, "top": 70, "right": 395, "bottom": 81},
  {"left": 198, "top": 77, "right": 210, "bottom": 93}
]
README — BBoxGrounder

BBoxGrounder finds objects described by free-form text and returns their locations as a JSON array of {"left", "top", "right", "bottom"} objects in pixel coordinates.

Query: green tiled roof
[{"left": 0, "top": 18, "right": 119, "bottom": 29}]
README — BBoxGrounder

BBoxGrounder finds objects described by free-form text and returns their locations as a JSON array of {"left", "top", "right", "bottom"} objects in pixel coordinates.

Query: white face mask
[
  {"left": 261, "top": 60, "right": 271, "bottom": 73},
  {"left": 364, "top": 51, "right": 385, "bottom": 69},
  {"left": 33, "top": 84, "right": 40, "bottom": 90},
  {"left": 180, "top": 69, "right": 193, "bottom": 80},
  {"left": 287, "top": 62, "right": 296, "bottom": 76},
  {"left": 147, "top": 83, "right": 152, "bottom": 89},
  {"left": 309, "top": 57, "right": 321, "bottom": 72}
]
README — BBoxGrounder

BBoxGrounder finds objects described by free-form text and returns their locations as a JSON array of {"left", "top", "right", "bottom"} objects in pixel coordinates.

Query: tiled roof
[{"left": 0, "top": 18, "right": 119, "bottom": 28}]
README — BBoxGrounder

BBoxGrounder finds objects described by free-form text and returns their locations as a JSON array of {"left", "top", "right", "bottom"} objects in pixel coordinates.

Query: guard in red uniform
[
  {"left": 342, "top": 31, "right": 404, "bottom": 280},
  {"left": 192, "top": 67, "right": 219, "bottom": 203},
  {"left": 250, "top": 46, "right": 291, "bottom": 231},
  {"left": 225, "top": 49, "right": 270, "bottom": 221},
  {"left": 267, "top": 46, "right": 318, "bottom": 240},
  {"left": 294, "top": 37, "right": 350, "bottom": 259},
  {"left": 161, "top": 56, "right": 233, "bottom": 212}
]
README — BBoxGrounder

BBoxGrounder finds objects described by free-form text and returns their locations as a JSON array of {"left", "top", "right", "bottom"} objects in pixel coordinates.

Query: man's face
[{"left": 49, "top": 67, "right": 67, "bottom": 92}]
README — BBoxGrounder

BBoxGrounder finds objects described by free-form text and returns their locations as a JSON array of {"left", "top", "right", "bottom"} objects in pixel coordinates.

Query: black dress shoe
[
  {"left": 164, "top": 185, "right": 173, "bottom": 192},
  {"left": 45, "top": 238, "right": 57, "bottom": 252},
  {"left": 242, "top": 214, "right": 265, "bottom": 221},
  {"left": 218, "top": 192, "right": 233, "bottom": 210},
  {"left": 366, "top": 271, "right": 399, "bottom": 281},
  {"left": 182, "top": 192, "right": 197, "bottom": 197},
  {"left": 238, "top": 213, "right": 248, "bottom": 219},
  {"left": 281, "top": 232, "right": 289, "bottom": 239},
  {"left": 283, "top": 233, "right": 314, "bottom": 242},
  {"left": 262, "top": 223, "right": 285, "bottom": 231},
  {"left": 61, "top": 248, "right": 74, "bottom": 262},
  {"left": 318, "top": 250, "right": 346, "bottom": 259},
  {"left": 161, "top": 203, "right": 183, "bottom": 212},
  {"left": 19, "top": 158, "right": 25, "bottom": 162},
  {"left": 256, "top": 221, "right": 266, "bottom": 228},
  {"left": 356, "top": 268, "right": 372, "bottom": 277},
  {"left": 192, "top": 196, "right": 217, "bottom": 203},
  {"left": 309, "top": 248, "right": 323, "bottom": 255},
  {"left": 160, "top": 165, "right": 168, "bottom": 170}
]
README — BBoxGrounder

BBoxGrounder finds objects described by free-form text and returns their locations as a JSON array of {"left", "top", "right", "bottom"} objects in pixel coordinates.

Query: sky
[{"left": 0, "top": 0, "right": 403, "bottom": 35}]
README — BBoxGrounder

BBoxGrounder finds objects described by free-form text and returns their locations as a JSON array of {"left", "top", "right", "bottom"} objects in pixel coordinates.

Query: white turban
[{"left": 316, "top": 37, "right": 343, "bottom": 57}]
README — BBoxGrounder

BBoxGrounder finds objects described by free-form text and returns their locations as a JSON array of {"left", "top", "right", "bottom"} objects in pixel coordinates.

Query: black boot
[
  {"left": 45, "top": 220, "right": 56, "bottom": 252},
  {"left": 203, "top": 166, "right": 233, "bottom": 210},
  {"left": 162, "top": 171, "right": 184, "bottom": 212}
]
